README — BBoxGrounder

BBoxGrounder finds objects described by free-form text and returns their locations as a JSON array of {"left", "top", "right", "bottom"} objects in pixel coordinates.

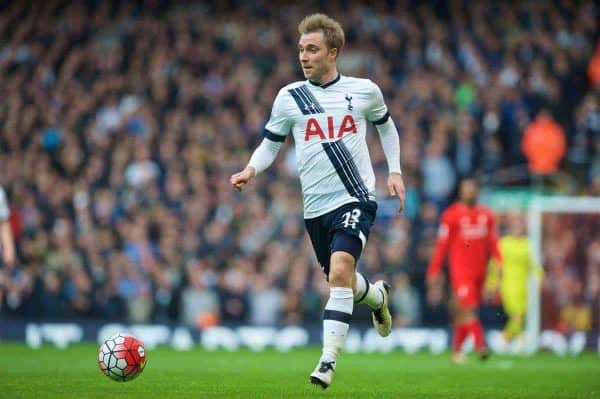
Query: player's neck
[
  {"left": 309, "top": 69, "right": 339, "bottom": 87},
  {"left": 461, "top": 200, "right": 477, "bottom": 208}
]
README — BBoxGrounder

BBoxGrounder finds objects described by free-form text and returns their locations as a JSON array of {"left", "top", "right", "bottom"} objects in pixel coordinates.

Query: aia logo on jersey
[{"left": 304, "top": 115, "right": 357, "bottom": 141}]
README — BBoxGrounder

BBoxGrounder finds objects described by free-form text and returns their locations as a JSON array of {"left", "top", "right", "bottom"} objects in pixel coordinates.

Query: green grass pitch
[{"left": 0, "top": 343, "right": 598, "bottom": 398}]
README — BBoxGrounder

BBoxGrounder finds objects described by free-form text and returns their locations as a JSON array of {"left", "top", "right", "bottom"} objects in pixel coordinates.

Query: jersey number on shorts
[{"left": 342, "top": 209, "right": 361, "bottom": 229}]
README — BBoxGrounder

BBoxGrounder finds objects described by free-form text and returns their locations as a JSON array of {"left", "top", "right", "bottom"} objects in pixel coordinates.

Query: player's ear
[{"left": 329, "top": 47, "right": 338, "bottom": 60}]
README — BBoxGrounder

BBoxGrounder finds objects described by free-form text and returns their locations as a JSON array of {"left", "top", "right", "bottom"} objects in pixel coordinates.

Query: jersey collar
[{"left": 308, "top": 73, "right": 341, "bottom": 89}]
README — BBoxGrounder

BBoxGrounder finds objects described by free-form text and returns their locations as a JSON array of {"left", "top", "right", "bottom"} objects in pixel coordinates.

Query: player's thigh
[
  {"left": 305, "top": 215, "right": 334, "bottom": 276},
  {"left": 452, "top": 280, "right": 481, "bottom": 310},
  {"left": 330, "top": 200, "right": 377, "bottom": 259},
  {"left": 501, "top": 288, "right": 527, "bottom": 315},
  {"left": 305, "top": 201, "right": 377, "bottom": 277}
]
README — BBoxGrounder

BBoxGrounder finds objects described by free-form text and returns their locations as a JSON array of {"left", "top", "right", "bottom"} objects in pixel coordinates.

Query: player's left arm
[
  {"left": 526, "top": 237, "right": 544, "bottom": 280},
  {"left": 366, "top": 81, "right": 405, "bottom": 212}
]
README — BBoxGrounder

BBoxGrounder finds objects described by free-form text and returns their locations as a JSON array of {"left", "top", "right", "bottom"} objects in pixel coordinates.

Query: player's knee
[
  {"left": 328, "top": 252, "right": 355, "bottom": 287},
  {"left": 328, "top": 268, "right": 353, "bottom": 287},
  {"left": 453, "top": 304, "right": 476, "bottom": 322},
  {"left": 462, "top": 308, "right": 477, "bottom": 321}
]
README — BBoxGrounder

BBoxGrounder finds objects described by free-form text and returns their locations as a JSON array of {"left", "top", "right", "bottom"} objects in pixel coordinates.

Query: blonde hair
[{"left": 298, "top": 13, "right": 345, "bottom": 56}]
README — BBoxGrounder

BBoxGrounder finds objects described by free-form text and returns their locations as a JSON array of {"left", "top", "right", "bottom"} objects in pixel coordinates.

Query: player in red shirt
[{"left": 427, "top": 177, "right": 502, "bottom": 363}]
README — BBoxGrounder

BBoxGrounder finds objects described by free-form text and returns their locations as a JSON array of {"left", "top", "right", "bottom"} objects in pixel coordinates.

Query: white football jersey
[
  {"left": 264, "top": 74, "right": 390, "bottom": 218},
  {"left": 0, "top": 185, "right": 9, "bottom": 221}
]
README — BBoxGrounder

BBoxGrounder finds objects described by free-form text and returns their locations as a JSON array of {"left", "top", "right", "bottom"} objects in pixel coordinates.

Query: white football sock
[
  {"left": 353, "top": 272, "right": 383, "bottom": 310},
  {"left": 321, "top": 286, "right": 353, "bottom": 362}
]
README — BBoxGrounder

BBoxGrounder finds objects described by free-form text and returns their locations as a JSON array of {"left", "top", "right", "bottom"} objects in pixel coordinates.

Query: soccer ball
[{"left": 98, "top": 333, "right": 147, "bottom": 382}]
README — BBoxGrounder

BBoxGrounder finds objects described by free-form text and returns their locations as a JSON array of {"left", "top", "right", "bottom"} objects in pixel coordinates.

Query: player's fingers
[
  {"left": 399, "top": 187, "right": 406, "bottom": 201},
  {"left": 388, "top": 182, "right": 396, "bottom": 197},
  {"left": 231, "top": 173, "right": 245, "bottom": 185},
  {"left": 394, "top": 183, "right": 405, "bottom": 212},
  {"left": 395, "top": 181, "right": 405, "bottom": 195}
]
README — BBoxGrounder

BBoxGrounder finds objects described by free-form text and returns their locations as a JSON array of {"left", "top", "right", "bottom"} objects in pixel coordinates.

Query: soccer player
[
  {"left": 230, "top": 13, "right": 405, "bottom": 389},
  {"left": 497, "top": 211, "right": 538, "bottom": 347},
  {"left": 0, "top": 185, "right": 15, "bottom": 267},
  {"left": 426, "top": 177, "right": 501, "bottom": 364}
]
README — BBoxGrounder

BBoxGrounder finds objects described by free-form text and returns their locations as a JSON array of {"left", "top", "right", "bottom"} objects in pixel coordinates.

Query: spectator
[
  {"left": 39, "top": 271, "right": 65, "bottom": 319},
  {"left": 180, "top": 258, "right": 219, "bottom": 328},
  {"left": 391, "top": 272, "right": 421, "bottom": 327},
  {"left": 220, "top": 265, "right": 249, "bottom": 324},
  {"left": 521, "top": 109, "right": 567, "bottom": 181},
  {"left": 588, "top": 43, "right": 600, "bottom": 90},
  {"left": 557, "top": 295, "right": 592, "bottom": 334},
  {"left": 248, "top": 274, "right": 283, "bottom": 327},
  {"left": 421, "top": 137, "right": 456, "bottom": 211}
]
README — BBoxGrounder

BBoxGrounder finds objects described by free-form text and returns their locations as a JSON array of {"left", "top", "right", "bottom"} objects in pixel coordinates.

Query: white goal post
[{"left": 526, "top": 196, "right": 600, "bottom": 354}]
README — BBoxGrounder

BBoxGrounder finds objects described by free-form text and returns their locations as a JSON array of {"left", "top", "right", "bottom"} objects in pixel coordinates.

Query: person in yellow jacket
[
  {"left": 487, "top": 211, "right": 541, "bottom": 342},
  {"left": 500, "top": 212, "right": 531, "bottom": 341}
]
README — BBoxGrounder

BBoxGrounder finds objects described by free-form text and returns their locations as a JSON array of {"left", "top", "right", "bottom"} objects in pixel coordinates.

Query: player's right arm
[
  {"left": 230, "top": 89, "right": 292, "bottom": 191},
  {"left": 427, "top": 209, "right": 453, "bottom": 281},
  {"left": 0, "top": 187, "right": 15, "bottom": 267},
  {"left": 426, "top": 210, "right": 453, "bottom": 305}
]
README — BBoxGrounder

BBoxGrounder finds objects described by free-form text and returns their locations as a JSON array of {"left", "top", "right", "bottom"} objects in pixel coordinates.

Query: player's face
[
  {"left": 507, "top": 212, "right": 526, "bottom": 235},
  {"left": 459, "top": 179, "right": 479, "bottom": 205},
  {"left": 298, "top": 32, "right": 336, "bottom": 83}
]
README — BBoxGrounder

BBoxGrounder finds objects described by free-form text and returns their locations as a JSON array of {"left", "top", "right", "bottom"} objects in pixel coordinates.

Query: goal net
[{"left": 526, "top": 196, "right": 600, "bottom": 354}]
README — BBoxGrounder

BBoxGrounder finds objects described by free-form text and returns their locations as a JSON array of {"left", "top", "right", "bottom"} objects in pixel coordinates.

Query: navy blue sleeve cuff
[
  {"left": 372, "top": 111, "right": 390, "bottom": 125},
  {"left": 263, "top": 129, "right": 286, "bottom": 142}
]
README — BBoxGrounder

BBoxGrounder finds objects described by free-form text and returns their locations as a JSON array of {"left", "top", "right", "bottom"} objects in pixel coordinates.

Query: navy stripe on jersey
[
  {"left": 322, "top": 141, "right": 369, "bottom": 202},
  {"left": 372, "top": 111, "right": 390, "bottom": 125},
  {"left": 294, "top": 87, "right": 316, "bottom": 114},
  {"left": 332, "top": 141, "right": 370, "bottom": 201},
  {"left": 334, "top": 141, "right": 370, "bottom": 199},
  {"left": 298, "top": 85, "right": 325, "bottom": 113},
  {"left": 288, "top": 88, "right": 311, "bottom": 115},
  {"left": 288, "top": 85, "right": 324, "bottom": 114},
  {"left": 263, "top": 129, "right": 286, "bottom": 142},
  {"left": 296, "top": 85, "right": 324, "bottom": 114},
  {"left": 322, "top": 143, "right": 356, "bottom": 197}
]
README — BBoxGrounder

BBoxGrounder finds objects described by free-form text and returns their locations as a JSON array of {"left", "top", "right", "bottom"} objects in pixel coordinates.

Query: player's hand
[
  {"left": 426, "top": 275, "right": 440, "bottom": 290},
  {"left": 1, "top": 240, "right": 15, "bottom": 269},
  {"left": 230, "top": 166, "right": 256, "bottom": 192},
  {"left": 496, "top": 263, "right": 504, "bottom": 280},
  {"left": 388, "top": 172, "right": 405, "bottom": 213},
  {"left": 2, "top": 250, "right": 14, "bottom": 267},
  {"left": 426, "top": 275, "right": 442, "bottom": 305}
]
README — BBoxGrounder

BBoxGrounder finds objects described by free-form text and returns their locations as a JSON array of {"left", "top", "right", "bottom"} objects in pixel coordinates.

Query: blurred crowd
[
  {"left": 541, "top": 213, "right": 600, "bottom": 333},
  {"left": 0, "top": 0, "right": 598, "bottom": 329}
]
